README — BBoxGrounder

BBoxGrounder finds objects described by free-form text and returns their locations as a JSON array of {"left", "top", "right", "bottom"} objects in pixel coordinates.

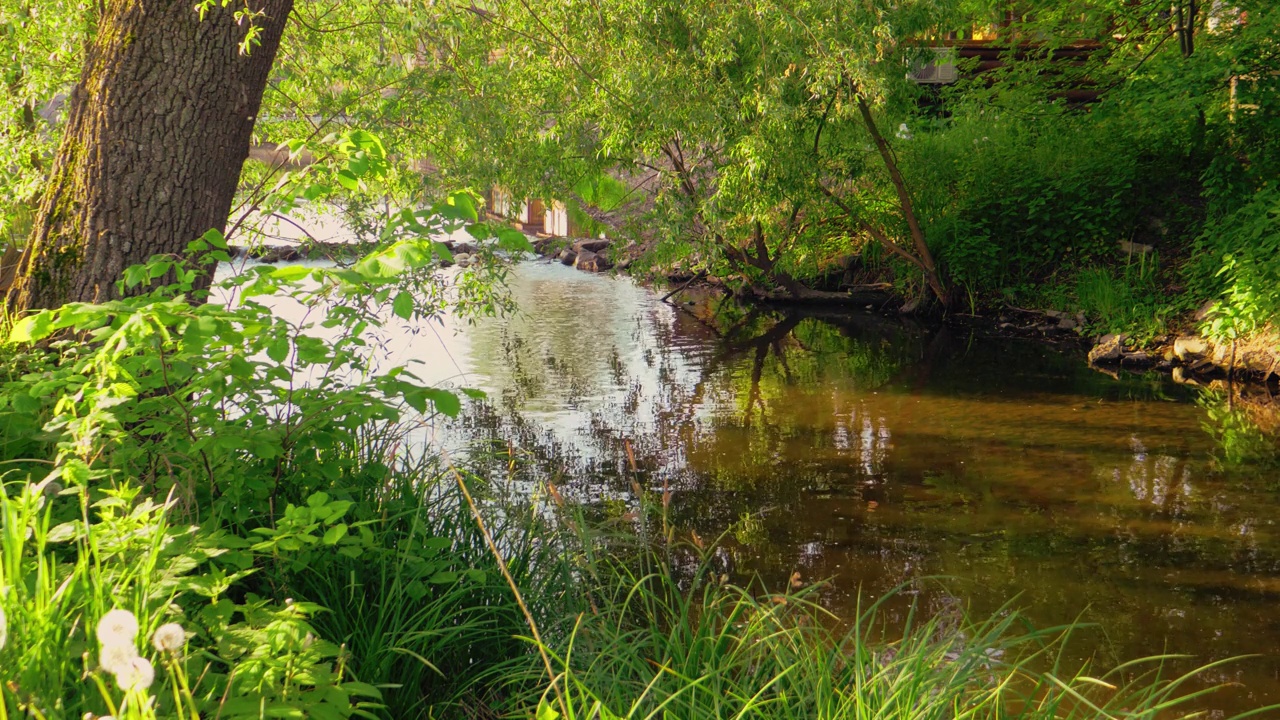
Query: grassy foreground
[{"left": 4, "top": 465, "right": 1274, "bottom": 720}]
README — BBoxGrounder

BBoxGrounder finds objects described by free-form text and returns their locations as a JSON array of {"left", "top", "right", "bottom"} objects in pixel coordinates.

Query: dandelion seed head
[
  {"left": 99, "top": 642, "right": 138, "bottom": 674},
  {"left": 151, "top": 622, "right": 186, "bottom": 652},
  {"left": 114, "top": 655, "right": 154, "bottom": 691},
  {"left": 96, "top": 609, "right": 139, "bottom": 646}
]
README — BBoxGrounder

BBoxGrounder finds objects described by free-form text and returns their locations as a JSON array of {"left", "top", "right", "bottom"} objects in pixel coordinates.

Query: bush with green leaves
[
  {"left": 1188, "top": 186, "right": 1280, "bottom": 342},
  {"left": 0, "top": 124, "right": 542, "bottom": 717},
  {"left": 903, "top": 101, "right": 1192, "bottom": 300}
]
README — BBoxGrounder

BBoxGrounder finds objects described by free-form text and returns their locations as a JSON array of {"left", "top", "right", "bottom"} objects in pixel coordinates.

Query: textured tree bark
[{"left": 6, "top": 0, "right": 294, "bottom": 312}]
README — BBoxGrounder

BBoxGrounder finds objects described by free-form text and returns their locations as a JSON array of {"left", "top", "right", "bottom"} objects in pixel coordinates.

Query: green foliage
[
  {"left": 0, "top": 135, "right": 530, "bottom": 716},
  {"left": 1072, "top": 255, "right": 1169, "bottom": 338},
  {"left": 0, "top": 475, "right": 372, "bottom": 720},
  {"left": 1198, "top": 390, "right": 1280, "bottom": 471},
  {"left": 1190, "top": 187, "right": 1280, "bottom": 342},
  {"left": 289, "top": 467, "right": 569, "bottom": 718},
  {"left": 905, "top": 101, "right": 1188, "bottom": 299}
]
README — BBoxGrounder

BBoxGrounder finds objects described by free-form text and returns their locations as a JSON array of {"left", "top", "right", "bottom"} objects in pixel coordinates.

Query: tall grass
[
  {"left": 277, "top": 445, "right": 574, "bottom": 720},
  {"left": 1074, "top": 251, "right": 1169, "bottom": 337},
  {"left": 517, "top": 545, "right": 1277, "bottom": 720},
  {"left": 0, "top": 478, "right": 184, "bottom": 719},
  {"left": 456, "top": 483, "right": 1280, "bottom": 720}
]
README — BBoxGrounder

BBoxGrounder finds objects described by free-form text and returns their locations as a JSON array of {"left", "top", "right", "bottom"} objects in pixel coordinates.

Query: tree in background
[{"left": 407, "top": 0, "right": 961, "bottom": 305}]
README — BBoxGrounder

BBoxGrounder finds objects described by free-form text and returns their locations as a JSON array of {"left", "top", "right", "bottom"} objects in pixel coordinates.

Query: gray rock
[
  {"left": 1088, "top": 335, "right": 1124, "bottom": 364},
  {"left": 558, "top": 248, "right": 577, "bottom": 266},
  {"left": 573, "top": 239, "right": 610, "bottom": 254},
  {"left": 574, "top": 250, "right": 612, "bottom": 272},
  {"left": 1118, "top": 239, "right": 1155, "bottom": 258},
  {"left": 453, "top": 253, "right": 472, "bottom": 263},
  {"left": 1121, "top": 351, "right": 1153, "bottom": 367},
  {"left": 1173, "top": 335, "right": 1209, "bottom": 361},
  {"left": 1057, "top": 317, "right": 1078, "bottom": 331}
]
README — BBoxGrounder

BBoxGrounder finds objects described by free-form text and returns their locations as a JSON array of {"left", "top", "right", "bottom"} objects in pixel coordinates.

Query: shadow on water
[{"left": 436, "top": 262, "right": 1280, "bottom": 714}]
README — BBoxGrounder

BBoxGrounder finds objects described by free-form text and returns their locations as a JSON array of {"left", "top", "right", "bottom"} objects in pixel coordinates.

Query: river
[{"left": 237, "top": 258, "right": 1280, "bottom": 714}]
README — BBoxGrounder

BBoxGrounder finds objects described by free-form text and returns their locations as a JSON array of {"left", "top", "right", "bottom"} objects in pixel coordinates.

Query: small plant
[
  {"left": 1192, "top": 187, "right": 1280, "bottom": 342},
  {"left": 1073, "top": 252, "right": 1169, "bottom": 338}
]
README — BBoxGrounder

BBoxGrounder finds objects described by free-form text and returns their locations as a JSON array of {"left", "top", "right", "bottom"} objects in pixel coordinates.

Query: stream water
[{"left": 246, "top": 258, "right": 1280, "bottom": 714}]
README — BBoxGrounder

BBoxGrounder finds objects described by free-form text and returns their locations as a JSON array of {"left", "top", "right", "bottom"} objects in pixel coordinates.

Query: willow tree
[
  {"left": 424, "top": 0, "right": 961, "bottom": 306},
  {"left": 5, "top": 0, "right": 293, "bottom": 311}
]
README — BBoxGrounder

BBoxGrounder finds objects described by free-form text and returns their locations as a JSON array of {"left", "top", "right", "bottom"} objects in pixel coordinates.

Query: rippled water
[{"left": 244, "top": 259, "right": 1280, "bottom": 714}]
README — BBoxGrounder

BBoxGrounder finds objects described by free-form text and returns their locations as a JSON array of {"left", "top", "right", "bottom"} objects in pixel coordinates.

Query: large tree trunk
[{"left": 6, "top": 0, "right": 294, "bottom": 312}]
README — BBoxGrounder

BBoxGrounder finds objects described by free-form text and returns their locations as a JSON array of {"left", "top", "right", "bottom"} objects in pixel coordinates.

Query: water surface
[{"left": 262, "top": 259, "right": 1280, "bottom": 713}]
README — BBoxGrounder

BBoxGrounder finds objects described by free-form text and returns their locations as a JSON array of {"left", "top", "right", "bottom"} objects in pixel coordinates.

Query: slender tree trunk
[
  {"left": 852, "top": 92, "right": 948, "bottom": 307},
  {"left": 6, "top": 0, "right": 293, "bottom": 312}
]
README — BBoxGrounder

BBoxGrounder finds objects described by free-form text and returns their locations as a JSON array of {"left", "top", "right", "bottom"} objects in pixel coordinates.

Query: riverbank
[{"left": 519, "top": 231, "right": 1279, "bottom": 392}]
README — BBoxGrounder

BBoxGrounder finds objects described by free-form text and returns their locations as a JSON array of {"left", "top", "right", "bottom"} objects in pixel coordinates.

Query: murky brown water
[
  {"left": 416, "top": 261, "right": 1280, "bottom": 715},
  {"left": 239, "top": 258, "right": 1280, "bottom": 714}
]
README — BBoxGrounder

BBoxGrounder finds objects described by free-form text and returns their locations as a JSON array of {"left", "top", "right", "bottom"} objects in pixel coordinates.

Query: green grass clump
[{"left": 514, "top": 536, "right": 1276, "bottom": 720}]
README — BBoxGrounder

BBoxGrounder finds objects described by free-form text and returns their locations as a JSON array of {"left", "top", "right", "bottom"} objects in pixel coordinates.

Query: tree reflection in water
[{"left": 441, "top": 264, "right": 1280, "bottom": 714}]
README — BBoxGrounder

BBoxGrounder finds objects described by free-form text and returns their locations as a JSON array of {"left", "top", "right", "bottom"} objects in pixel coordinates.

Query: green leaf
[
  {"left": 537, "top": 700, "right": 561, "bottom": 720},
  {"left": 421, "top": 388, "right": 461, "bottom": 417},
  {"left": 345, "top": 130, "right": 386, "bottom": 159},
  {"left": 495, "top": 226, "right": 534, "bottom": 253},
  {"left": 9, "top": 312, "right": 54, "bottom": 343},
  {"left": 271, "top": 265, "right": 313, "bottom": 281},
  {"left": 323, "top": 524, "right": 349, "bottom": 545},
  {"left": 429, "top": 570, "right": 458, "bottom": 584},
  {"left": 202, "top": 228, "right": 229, "bottom": 250},
  {"left": 148, "top": 260, "right": 172, "bottom": 278},
  {"left": 392, "top": 291, "right": 414, "bottom": 320},
  {"left": 302, "top": 183, "right": 330, "bottom": 201},
  {"left": 336, "top": 169, "right": 360, "bottom": 191},
  {"left": 437, "top": 192, "right": 479, "bottom": 222},
  {"left": 342, "top": 681, "right": 383, "bottom": 699},
  {"left": 266, "top": 337, "right": 290, "bottom": 363}
]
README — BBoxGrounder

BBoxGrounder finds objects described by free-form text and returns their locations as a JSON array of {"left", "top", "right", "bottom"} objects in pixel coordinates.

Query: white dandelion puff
[
  {"left": 151, "top": 623, "right": 186, "bottom": 652},
  {"left": 113, "top": 655, "right": 154, "bottom": 691},
  {"left": 98, "top": 642, "right": 138, "bottom": 674},
  {"left": 96, "top": 609, "right": 139, "bottom": 646}
]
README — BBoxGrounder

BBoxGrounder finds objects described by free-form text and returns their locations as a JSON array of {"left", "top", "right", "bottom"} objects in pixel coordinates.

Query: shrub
[{"left": 1189, "top": 186, "right": 1280, "bottom": 341}]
